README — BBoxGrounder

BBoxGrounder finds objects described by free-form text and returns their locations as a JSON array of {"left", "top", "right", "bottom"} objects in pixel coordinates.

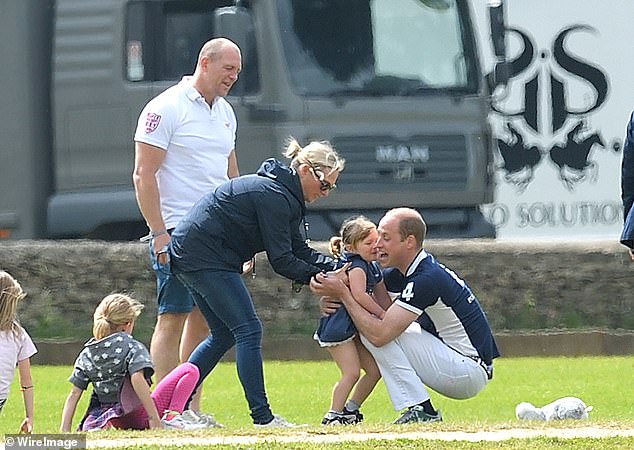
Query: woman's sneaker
[
  {"left": 181, "top": 409, "right": 224, "bottom": 428},
  {"left": 255, "top": 414, "right": 297, "bottom": 428},
  {"left": 160, "top": 411, "right": 206, "bottom": 430},
  {"left": 321, "top": 411, "right": 356, "bottom": 426}
]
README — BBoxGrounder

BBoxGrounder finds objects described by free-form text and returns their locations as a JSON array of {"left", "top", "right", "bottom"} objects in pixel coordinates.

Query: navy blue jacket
[
  {"left": 620, "top": 111, "right": 634, "bottom": 248},
  {"left": 170, "top": 158, "right": 335, "bottom": 283}
]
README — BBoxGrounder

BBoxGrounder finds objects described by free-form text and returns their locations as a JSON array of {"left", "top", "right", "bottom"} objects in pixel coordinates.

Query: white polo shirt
[{"left": 134, "top": 77, "right": 237, "bottom": 229}]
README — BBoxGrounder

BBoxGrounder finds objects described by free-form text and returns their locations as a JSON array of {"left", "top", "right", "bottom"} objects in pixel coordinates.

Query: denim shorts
[{"left": 149, "top": 240, "right": 194, "bottom": 314}]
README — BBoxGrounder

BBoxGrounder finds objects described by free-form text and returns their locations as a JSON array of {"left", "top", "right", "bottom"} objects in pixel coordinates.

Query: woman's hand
[
  {"left": 324, "top": 263, "right": 351, "bottom": 286},
  {"left": 310, "top": 272, "right": 348, "bottom": 298}
]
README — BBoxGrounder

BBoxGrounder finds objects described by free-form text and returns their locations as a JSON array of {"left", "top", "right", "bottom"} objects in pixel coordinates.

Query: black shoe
[
  {"left": 393, "top": 405, "right": 442, "bottom": 424},
  {"left": 342, "top": 407, "right": 364, "bottom": 424},
  {"left": 321, "top": 412, "right": 356, "bottom": 426}
]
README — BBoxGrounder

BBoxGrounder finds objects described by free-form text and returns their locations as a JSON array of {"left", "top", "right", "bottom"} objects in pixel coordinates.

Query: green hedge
[{"left": 1, "top": 239, "right": 633, "bottom": 343}]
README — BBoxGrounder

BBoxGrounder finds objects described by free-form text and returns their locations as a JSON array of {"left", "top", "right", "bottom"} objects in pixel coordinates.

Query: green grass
[{"left": 1, "top": 356, "right": 633, "bottom": 449}]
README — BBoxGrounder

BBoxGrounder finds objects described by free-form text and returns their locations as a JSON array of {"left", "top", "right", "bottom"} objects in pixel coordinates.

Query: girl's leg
[
  {"left": 113, "top": 363, "right": 199, "bottom": 431},
  {"left": 151, "top": 362, "right": 200, "bottom": 416},
  {"left": 349, "top": 338, "right": 382, "bottom": 408},
  {"left": 327, "top": 341, "right": 361, "bottom": 412}
]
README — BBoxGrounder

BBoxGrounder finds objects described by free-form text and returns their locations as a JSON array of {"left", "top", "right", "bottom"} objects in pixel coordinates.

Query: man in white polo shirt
[{"left": 132, "top": 38, "right": 242, "bottom": 426}]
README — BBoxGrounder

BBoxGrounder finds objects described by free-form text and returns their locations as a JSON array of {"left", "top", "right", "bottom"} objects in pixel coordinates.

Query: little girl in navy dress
[{"left": 314, "top": 216, "right": 391, "bottom": 425}]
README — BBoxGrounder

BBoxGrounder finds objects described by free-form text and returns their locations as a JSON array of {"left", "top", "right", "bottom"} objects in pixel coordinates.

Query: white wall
[{"left": 472, "top": 0, "right": 633, "bottom": 240}]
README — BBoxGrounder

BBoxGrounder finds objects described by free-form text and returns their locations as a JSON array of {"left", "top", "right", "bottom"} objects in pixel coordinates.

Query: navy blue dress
[{"left": 314, "top": 252, "right": 383, "bottom": 346}]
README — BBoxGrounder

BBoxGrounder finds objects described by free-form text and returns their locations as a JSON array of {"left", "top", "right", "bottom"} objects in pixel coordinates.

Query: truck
[{"left": 0, "top": 0, "right": 507, "bottom": 241}]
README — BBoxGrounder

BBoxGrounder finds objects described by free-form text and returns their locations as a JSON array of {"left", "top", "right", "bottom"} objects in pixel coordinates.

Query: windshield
[{"left": 276, "top": 0, "right": 477, "bottom": 97}]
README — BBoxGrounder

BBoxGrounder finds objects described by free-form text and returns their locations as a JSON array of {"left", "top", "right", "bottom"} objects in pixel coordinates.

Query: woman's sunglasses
[{"left": 307, "top": 163, "right": 337, "bottom": 192}]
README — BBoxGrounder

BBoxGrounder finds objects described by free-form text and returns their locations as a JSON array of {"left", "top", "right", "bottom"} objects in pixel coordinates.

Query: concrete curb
[{"left": 33, "top": 329, "right": 634, "bottom": 365}]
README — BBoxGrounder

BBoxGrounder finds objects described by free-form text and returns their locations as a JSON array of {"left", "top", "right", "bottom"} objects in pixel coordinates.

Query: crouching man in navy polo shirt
[{"left": 311, "top": 207, "right": 499, "bottom": 424}]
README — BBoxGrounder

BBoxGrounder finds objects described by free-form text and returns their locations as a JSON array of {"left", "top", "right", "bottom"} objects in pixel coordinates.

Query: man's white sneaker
[
  {"left": 160, "top": 411, "right": 206, "bottom": 430},
  {"left": 255, "top": 414, "right": 297, "bottom": 428},
  {"left": 181, "top": 409, "right": 224, "bottom": 428}
]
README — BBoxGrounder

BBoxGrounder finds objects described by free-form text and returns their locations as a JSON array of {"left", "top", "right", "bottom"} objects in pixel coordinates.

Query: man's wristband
[
  {"left": 139, "top": 229, "right": 168, "bottom": 242},
  {"left": 150, "top": 229, "right": 168, "bottom": 238}
]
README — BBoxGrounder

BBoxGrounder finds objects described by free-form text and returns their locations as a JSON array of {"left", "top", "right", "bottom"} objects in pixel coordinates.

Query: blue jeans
[
  {"left": 175, "top": 270, "right": 273, "bottom": 424},
  {"left": 149, "top": 240, "right": 194, "bottom": 314}
]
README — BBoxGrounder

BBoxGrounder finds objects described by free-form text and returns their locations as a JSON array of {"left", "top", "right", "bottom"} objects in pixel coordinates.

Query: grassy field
[{"left": 1, "top": 356, "right": 633, "bottom": 449}]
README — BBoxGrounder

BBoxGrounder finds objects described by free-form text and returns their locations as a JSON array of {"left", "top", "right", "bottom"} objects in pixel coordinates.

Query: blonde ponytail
[{"left": 283, "top": 136, "right": 345, "bottom": 174}]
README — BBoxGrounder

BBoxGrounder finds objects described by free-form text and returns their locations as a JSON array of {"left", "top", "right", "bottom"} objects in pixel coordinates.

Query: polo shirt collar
[
  {"left": 179, "top": 76, "right": 210, "bottom": 104},
  {"left": 405, "top": 248, "right": 428, "bottom": 277}
]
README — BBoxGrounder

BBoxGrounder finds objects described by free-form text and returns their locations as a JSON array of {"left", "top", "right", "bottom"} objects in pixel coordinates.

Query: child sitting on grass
[
  {"left": 0, "top": 270, "right": 36, "bottom": 434},
  {"left": 60, "top": 293, "right": 204, "bottom": 431}
]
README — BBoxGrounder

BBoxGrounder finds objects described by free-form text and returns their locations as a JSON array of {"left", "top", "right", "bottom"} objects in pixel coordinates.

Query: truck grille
[{"left": 332, "top": 135, "right": 468, "bottom": 192}]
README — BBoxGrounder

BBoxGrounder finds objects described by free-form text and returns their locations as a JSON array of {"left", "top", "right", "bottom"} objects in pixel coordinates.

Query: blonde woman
[
  {"left": 170, "top": 137, "right": 345, "bottom": 426},
  {"left": 60, "top": 294, "right": 203, "bottom": 431},
  {"left": 0, "top": 270, "right": 36, "bottom": 433}
]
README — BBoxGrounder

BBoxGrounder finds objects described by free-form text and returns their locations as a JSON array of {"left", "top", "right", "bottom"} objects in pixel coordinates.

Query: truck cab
[{"left": 2, "top": 0, "right": 506, "bottom": 239}]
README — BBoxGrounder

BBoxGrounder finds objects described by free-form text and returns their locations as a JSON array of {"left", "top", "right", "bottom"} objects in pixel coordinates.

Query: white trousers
[{"left": 361, "top": 322, "right": 489, "bottom": 411}]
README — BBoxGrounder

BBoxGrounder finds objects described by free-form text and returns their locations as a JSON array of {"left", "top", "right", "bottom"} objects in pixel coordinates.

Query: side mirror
[
  {"left": 487, "top": 0, "right": 509, "bottom": 87},
  {"left": 214, "top": 6, "right": 255, "bottom": 96}
]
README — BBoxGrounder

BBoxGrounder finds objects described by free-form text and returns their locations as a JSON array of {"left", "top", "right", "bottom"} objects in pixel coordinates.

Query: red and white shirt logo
[{"left": 144, "top": 112, "right": 162, "bottom": 133}]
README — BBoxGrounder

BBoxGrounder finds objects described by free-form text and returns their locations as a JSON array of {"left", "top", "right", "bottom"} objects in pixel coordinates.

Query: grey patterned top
[{"left": 69, "top": 332, "right": 154, "bottom": 404}]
